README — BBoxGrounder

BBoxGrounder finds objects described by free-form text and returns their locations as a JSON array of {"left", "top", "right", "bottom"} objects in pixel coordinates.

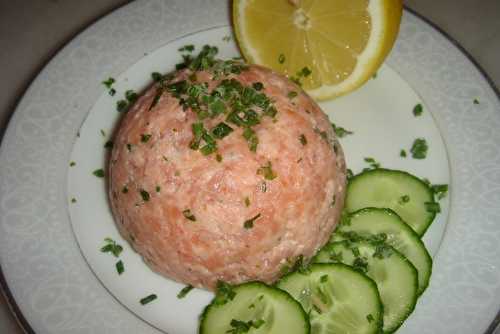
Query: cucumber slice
[
  {"left": 332, "top": 208, "right": 432, "bottom": 295},
  {"left": 277, "top": 263, "right": 383, "bottom": 334},
  {"left": 314, "top": 241, "right": 418, "bottom": 334},
  {"left": 199, "top": 281, "right": 310, "bottom": 334},
  {"left": 345, "top": 168, "right": 437, "bottom": 236}
]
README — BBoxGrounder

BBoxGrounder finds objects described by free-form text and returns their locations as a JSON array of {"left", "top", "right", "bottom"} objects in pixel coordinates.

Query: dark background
[{"left": 0, "top": 0, "right": 499, "bottom": 333}]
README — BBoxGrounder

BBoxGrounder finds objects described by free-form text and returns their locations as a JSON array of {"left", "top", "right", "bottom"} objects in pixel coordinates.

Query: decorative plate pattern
[{"left": 0, "top": 1, "right": 499, "bottom": 334}]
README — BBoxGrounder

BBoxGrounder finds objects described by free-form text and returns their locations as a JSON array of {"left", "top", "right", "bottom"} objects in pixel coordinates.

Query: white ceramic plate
[{"left": 1, "top": 1, "right": 499, "bottom": 334}]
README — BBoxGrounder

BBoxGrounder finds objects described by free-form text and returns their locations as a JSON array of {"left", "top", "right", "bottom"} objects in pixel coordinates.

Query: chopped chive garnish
[
  {"left": 109, "top": 88, "right": 116, "bottom": 96},
  {"left": 300, "top": 67, "right": 312, "bottom": 77},
  {"left": 473, "top": 98, "right": 479, "bottom": 105},
  {"left": 141, "top": 134, "right": 152, "bottom": 143},
  {"left": 244, "top": 197, "right": 250, "bottom": 207},
  {"left": 320, "top": 274, "right": 329, "bottom": 283},
  {"left": 367, "top": 314, "right": 374, "bottom": 323},
  {"left": 363, "top": 157, "right": 380, "bottom": 169},
  {"left": 287, "top": 91, "right": 298, "bottom": 99},
  {"left": 151, "top": 72, "right": 163, "bottom": 82},
  {"left": 140, "top": 294, "right": 157, "bottom": 305},
  {"left": 243, "top": 213, "right": 261, "bottom": 229},
  {"left": 182, "top": 209, "right": 196, "bottom": 221},
  {"left": 93, "top": 169, "right": 105, "bottom": 178},
  {"left": 69, "top": 161, "right": 76, "bottom": 167},
  {"left": 243, "top": 127, "right": 258, "bottom": 152},
  {"left": 410, "top": 138, "right": 428, "bottom": 159},
  {"left": 400, "top": 149, "right": 407, "bottom": 157},
  {"left": 432, "top": 184, "right": 449, "bottom": 200},
  {"left": 100, "top": 238, "right": 123, "bottom": 257},
  {"left": 216, "top": 154, "right": 223, "bottom": 162},
  {"left": 140, "top": 189, "right": 150, "bottom": 201},
  {"left": 122, "top": 186, "right": 129, "bottom": 194},
  {"left": 116, "top": 260, "right": 124, "bottom": 275},
  {"left": 413, "top": 103, "right": 423, "bottom": 117},
  {"left": 125, "top": 90, "right": 138, "bottom": 103},
  {"left": 331, "top": 123, "right": 353, "bottom": 138},
  {"left": 252, "top": 82, "right": 264, "bottom": 91},
  {"left": 155, "top": 185, "right": 161, "bottom": 193},
  {"left": 257, "top": 161, "right": 277, "bottom": 180},
  {"left": 299, "top": 134, "right": 307, "bottom": 145},
  {"left": 178, "top": 44, "right": 195, "bottom": 52},
  {"left": 278, "top": 53, "right": 285, "bottom": 64},
  {"left": 214, "top": 280, "right": 236, "bottom": 305},
  {"left": 177, "top": 285, "right": 194, "bottom": 299},
  {"left": 102, "top": 77, "right": 115, "bottom": 89},
  {"left": 116, "top": 100, "right": 128, "bottom": 112},
  {"left": 211, "top": 122, "right": 233, "bottom": 139},
  {"left": 104, "top": 140, "right": 114, "bottom": 149},
  {"left": 425, "top": 201, "right": 441, "bottom": 213},
  {"left": 346, "top": 169, "right": 353, "bottom": 179},
  {"left": 100, "top": 129, "right": 106, "bottom": 137},
  {"left": 71, "top": 198, "right": 77, "bottom": 203}
]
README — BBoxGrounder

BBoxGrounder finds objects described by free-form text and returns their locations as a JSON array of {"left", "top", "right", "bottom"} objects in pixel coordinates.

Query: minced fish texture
[{"left": 109, "top": 62, "right": 346, "bottom": 289}]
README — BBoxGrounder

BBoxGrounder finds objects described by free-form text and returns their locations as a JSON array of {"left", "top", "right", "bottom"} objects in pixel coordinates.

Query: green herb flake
[
  {"left": 252, "top": 82, "right": 264, "bottom": 91},
  {"left": 177, "top": 285, "right": 194, "bottom": 299},
  {"left": 122, "top": 186, "right": 129, "bottom": 194},
  {"left": 116, "top": 100, "right": 128, "bottom": 112},
  {"left": 211, "top": 122, "right": 233, "bottom": 139},
  {"left": 346, "top": 169, "right": 354, "bottom": 179},
  {"left": 329, "top": 250, "right": 343, "bottom": 262},
  {"left": 69, "top": 161, "right": 76, "bottom": 167},
  {"left": 399, "top": 195, "right": 410, "bottom": 204},
  {"left": 104, "top": 140, "right": 114, "bottom": 149},
  {"left": 410, "top": 138, "right": 428, "bottom": 159},
  {"left": 299, "top": 134, "right": 307, "bottom": 145},
  {"left": 214, "top": 280, "right": 236, "bottom": 305},
  {"left": 432, "top": 184, "right": 449, "bottom": 200},
  {"left": 227, "top": 319, "right": 265, "bottom": 334},
  {"left": 243, "top": 213, "right": 261, "bottom": 229},
  {"left": 109, "top": 88, "right": 116, "bottom": 96},
  {"left": 141, "top": 134, "right": 152, "bottom": 143},
  {"left": 331, "top": 123, "right": 353, "bottom": 138},
  {"left": 352, "top": 257, "right": 369, "bottom": 273},
  {"left": 100, "top": 238, "right": 123, "bottom": 257},
  {"left": 140, "top": 189, "right": 150, "bottom": 202},
  {"left": 216, "top": 154, "right": 223, "bottom": 162},
  {"left": 425, "top": 201, "right": 441, "bottom": 213},
  {"left": 400, "top": 149, "right": 407, "bottom": 158},
  {"left": 287, "top": 91, "right": 298, "bottom": 99},
  {"left": 244, "top": 197, "right": 251, "bottom": 207},
  {"left": 151, "top": 72, "right": 163, "bottom": 82},
  {"left": 278, "top": 53, "right": 286, "bottom": 64},
  {"left": 257, "top": 161, "right": 277, "bottom": 180},
  {"left": 222, "top": 35, "right": 232, "bottom": 42},
  {"left": 413, "top": 103, "right": 423, "bottom": 117},
  {"left": 300, "top": 66, "right": 312, "bottom": 77},
  {"left": 243, "top": 128, "right": 259, "bottom": 152},
  {"left": 473, "top": 98, "right": 480, "bottom": 105},
  {"left": 125, "top": 90, "right": 138, "bottom": 103},
  {"left": 100, "top": 129, "right": 106, "bottom": 137},
  {"left": 102, "top": 77, "right": 115, "bottom": 89},
  {"left": 367, "top": 314, "right": 374, "bottom": 323},
  {"left": 71, "top": 197, "right": 77, "bottom": 203},
  {"left": 93, "top": 169, "right": 105, "bottom": 178},
  {"left": 182, "top": 209, "right": 196, "bottom": 221},
  {"left": 364, "top": 157, "right": 380, "bottom": 169},
  {"left": 320, "top": 274, "right": 329, "bottom": 283},
  {"left": 155, "top": 185, "right": 161, "bottom": 193},
  {"left": 140, "top": 294, "right": 157, "bottom": 305},
  {"left": 126, "top": 143, "right": 133, "bottom": 152},
  {"left": 178, "top": 44, "right": 195, "bottom": 52},
  {"left": 372, "top": 72, "right": 377, "bottom": 79},
  {"left": 116, "top": 260, "right": 124, "bottom": 275}
]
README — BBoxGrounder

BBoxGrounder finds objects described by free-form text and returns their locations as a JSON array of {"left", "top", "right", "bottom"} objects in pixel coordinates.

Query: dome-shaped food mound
[{"left": 109, "top": 47, "right": 347, "bottom": 289}]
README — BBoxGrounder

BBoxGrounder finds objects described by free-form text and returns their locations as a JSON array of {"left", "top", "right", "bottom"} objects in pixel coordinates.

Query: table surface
[{"left": 0, "top": 0, "right": 499, "bottom": 333}]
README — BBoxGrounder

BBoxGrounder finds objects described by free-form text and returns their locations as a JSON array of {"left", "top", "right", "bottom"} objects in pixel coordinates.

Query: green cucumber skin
[
  {"left": 346, "top": 168, "right": 437, "bottom": 236},
  {"left": 199, "top": 281, "right": 310, "bottom": 334},
  {"left": 277, "top": 263, "right": 384, "bottom": 334},
  {"left": 335, "top": 207, "right": 433, "bottom": 296},
  {"left": 314, "top": 241, "right": 418, "bottom": 334}
]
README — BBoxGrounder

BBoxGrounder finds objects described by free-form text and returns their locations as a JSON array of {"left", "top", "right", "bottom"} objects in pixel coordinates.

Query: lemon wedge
[{"left": 233, "top": 0, "right": 403, "bottom": 100}]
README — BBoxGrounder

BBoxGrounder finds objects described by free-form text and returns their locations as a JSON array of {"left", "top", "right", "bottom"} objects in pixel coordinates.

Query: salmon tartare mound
[{"left": 109, "top": 46, "right": 347, "bottom": 289}]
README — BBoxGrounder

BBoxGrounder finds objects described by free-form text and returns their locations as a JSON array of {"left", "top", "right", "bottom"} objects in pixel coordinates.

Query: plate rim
[{"left": 0, "top": 3, "right": 499, "bottom": 334}]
